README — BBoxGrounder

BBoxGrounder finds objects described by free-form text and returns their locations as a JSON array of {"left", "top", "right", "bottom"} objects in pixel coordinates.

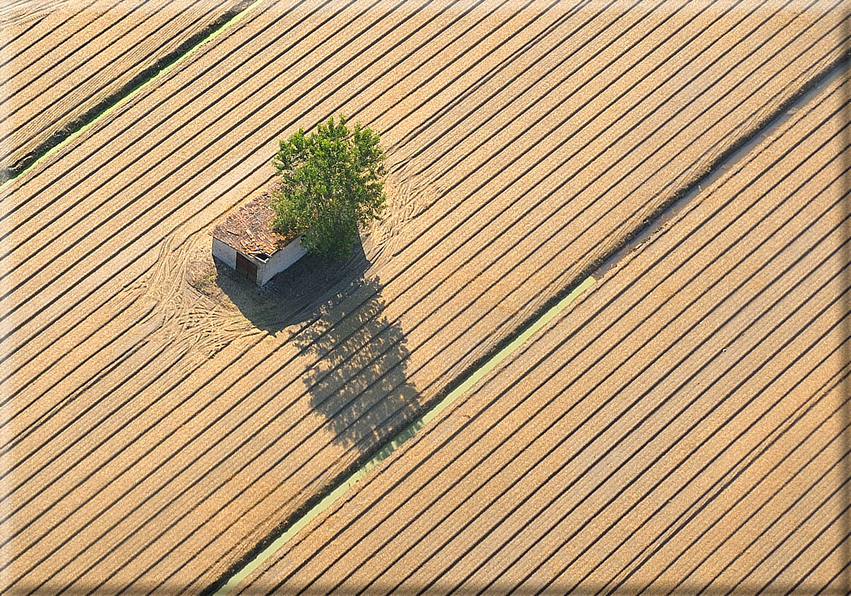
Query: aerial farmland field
[
  {"left": 0, "top": 0, "right": 250, "bottom": 177},
  {"left": 1, "top": 0, "right": 849, "bottom": 595},
  {"left": 234, "top": 67, "right": 851, "bottom": 596}
]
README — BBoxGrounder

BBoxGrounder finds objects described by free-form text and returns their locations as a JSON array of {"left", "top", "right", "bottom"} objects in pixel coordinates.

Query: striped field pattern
[
  {"left": 235, "top": 67, "right": 851, "bottom": 596},
  {"left": 0, "top": 0, "right": 249, "bottom": 176},
  {"left": 1, "top": 0, "right": 848, "bottom": 594}
]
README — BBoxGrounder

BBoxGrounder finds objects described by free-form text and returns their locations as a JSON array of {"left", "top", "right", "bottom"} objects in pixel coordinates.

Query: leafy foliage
[{"left": 271, "top": 114, "right": 387, "bottom": 260}]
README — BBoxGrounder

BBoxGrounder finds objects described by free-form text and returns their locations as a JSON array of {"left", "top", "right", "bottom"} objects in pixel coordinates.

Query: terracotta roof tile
[{"left": 212, "top": 192, "right": 293, "bottom": 257}]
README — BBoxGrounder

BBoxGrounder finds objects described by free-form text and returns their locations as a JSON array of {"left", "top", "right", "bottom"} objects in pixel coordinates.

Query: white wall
[
  {"left": 212, "top": 237, "right": 237, "bottom": 269},
  {"left": 214, "top": 235, "right": 306, "bottom": 285},
  {"left": 257, "top": 235, "right": 307, "bottom": 285}
]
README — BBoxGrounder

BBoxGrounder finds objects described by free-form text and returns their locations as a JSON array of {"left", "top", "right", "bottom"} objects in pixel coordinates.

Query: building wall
[
  {"left": 212, "top": 237, "right": 237, "bottom": 269},
  {"left": 214, "top": 235, "right": 306, "bottom": 285},
  {"left": 258, "top": 235, "right": 307, "bottom": 285}
]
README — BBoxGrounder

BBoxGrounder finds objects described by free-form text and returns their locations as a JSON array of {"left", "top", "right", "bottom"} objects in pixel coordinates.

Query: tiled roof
[{"left": 212, "top": 192, "right": 293, "bottom": 257}]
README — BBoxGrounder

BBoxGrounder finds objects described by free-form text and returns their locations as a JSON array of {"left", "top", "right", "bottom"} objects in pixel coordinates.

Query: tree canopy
[{"left": 271, "top": 114, "right": 387, "bottom": 260}]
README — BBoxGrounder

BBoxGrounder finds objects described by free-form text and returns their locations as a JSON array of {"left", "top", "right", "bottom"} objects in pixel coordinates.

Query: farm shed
[{"left": 211, "top": 195, "right": 306, "bottom": 286}]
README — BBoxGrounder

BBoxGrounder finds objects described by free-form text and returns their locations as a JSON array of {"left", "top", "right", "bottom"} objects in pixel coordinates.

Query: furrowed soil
[
  {"left": 235, "top": 67, "right": 851, "bottom": 596},
  {"left": 0, "top": 0, "right": 248, "bottom": 176},
  {"left": 1, "top": 0, "right": 848, "bottom": 594}
]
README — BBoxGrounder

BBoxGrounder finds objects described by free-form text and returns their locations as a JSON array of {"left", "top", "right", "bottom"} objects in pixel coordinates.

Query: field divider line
[
  {"left": 0, "top": 0, "right": 228, "bottom": 154},
  {"left": 213, "top": 275, "right": 596, "bottom": 596},
  {"left": 0, "top": 0, "right": 265, "bottom": 187},
  {"left": 209, "top": 45, "right": 851, "bottom": 596}
]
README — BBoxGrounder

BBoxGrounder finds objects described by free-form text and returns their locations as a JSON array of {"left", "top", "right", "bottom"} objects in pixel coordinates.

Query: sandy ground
[
  {"left": 0, "top": 0, "right": 247, "bottom": 174},
  {"left": 1, "top": 0, "right": 848, "bottom": 594},
  {"left": 235, "top": 67, "right": 851, "bottom": 596},
  {"left": 0, "top": 1, "right": 82, "bottom": 28}
]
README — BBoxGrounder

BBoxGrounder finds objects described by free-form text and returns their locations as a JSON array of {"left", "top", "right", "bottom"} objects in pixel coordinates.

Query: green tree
[{"left": 271, "top": 114, "right": 387, "bottom": 260}]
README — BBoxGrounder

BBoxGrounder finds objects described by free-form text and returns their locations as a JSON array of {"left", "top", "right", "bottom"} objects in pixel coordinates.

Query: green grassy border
[
  {"left": 213, "top": 275, "right": 595, "bottom": 596},
  {"left": 0, "top": 0, "right": 264, "bottom": 189}
]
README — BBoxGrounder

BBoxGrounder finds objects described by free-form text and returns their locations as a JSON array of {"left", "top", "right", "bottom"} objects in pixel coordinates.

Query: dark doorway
[{"left": 235, "top": 252, "right": 257, "bottom": 283}]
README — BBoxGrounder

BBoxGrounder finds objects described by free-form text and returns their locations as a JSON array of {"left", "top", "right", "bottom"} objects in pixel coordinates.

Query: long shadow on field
[
  {"left": 289, "top": 275, "right": 419, "bottom": 450},
  {"left": 214, "top": 235, "right": 419, "bottom": 450},
  {"left": 214, "top": 238, "right": 371, "bottom": 334}
]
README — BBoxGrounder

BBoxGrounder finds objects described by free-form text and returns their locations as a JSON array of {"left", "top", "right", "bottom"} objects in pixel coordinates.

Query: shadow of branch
[{"left": 290, "top": 276, "right": 419, "bottom": 449}]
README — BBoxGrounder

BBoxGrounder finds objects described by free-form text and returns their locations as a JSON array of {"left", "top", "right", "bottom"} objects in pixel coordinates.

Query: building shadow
[
  {"left": 214, "top": 235, "right": 419, "bottom": 451},
  {"left": 213, "top": 238, "right": 372, "bottom": 335}
]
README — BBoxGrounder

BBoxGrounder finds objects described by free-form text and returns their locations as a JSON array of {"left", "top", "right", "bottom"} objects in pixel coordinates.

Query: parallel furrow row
[
  {"left": 234, "top": 68, "right": 851, "bottom": 596},
  {"left": 0, "top": 0, "right": 247, "bottom": 175},
  {"left": 1, "top": 1, "right": 846, "bottom": 594}
]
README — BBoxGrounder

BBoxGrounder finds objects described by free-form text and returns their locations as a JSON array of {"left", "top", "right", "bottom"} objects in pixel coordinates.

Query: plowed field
[
  {"left": 1, "top": 0, "right": 848, "bottom": 594},
  {"left": 234, "top": 68, "right": 851, "bottom": 595},
  {"left": 0, "top": 0, "right": 248, "bottom": 176}
]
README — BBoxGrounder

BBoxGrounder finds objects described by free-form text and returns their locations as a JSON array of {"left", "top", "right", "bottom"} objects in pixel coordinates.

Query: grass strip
[
  {"left": 214, "top": 275, "right": 596, "bottom": 596},
  {"left": 0, "top": 0, "right": 265, "bottom": 188}
]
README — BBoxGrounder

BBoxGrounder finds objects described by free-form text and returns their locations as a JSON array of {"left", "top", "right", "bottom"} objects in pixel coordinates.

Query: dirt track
[
  {"left": 1, "top": 0, "right": 848, "bottom": 594},
  {"left": 0, "top": 0, "right": 246, "bottom": 175},
  {"left": 235, "top": 67, "right": 851, "bottom": 596}
]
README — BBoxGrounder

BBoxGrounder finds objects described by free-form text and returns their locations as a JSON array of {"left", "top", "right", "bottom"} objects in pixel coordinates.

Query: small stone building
[{"left": 212, "top": 196, "right": 306, "bottom": 286}]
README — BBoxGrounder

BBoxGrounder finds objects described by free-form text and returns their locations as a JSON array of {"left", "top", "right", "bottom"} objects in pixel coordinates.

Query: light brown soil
[
  {"left": 0, "top": 0, "right": 75, "bottom": 31},
  {"left": 1, "top": 1, "right": 848, "bottom": 594},
  {"left": 0, "top": 0, "right": 247, "bottom": 173},
  {"left": 235, "top": 67, "right": 851, "bottom": 596}
]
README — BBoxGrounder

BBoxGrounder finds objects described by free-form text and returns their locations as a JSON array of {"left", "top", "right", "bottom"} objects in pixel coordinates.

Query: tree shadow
[
  {"left": 214, "top": 234, "right": 418, "bottom": 450},
  {"left": 289, "top": 274, "right": 420, "bottom": 450}
]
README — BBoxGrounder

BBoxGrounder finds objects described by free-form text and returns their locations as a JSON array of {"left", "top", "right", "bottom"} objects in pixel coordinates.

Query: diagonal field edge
[
  {"left": 211, "top": 277, "right": 595, "bottom": 596},
  {"left": 0, "top": 0, "right": 812, "bottom": 414},
  {"left": 0, "top": 0, "right": 812, "bottom": 364},
  {"left": 0, "top": 0, "right": 262, "bottom": 184},
  {"left": 0, "top": 0, "right": 572, "bottom": 444},
  {"left": 200, "top": 78, "right": 851, "bottom": 596},
  {"left": 6, "top": 5, "right": 851, "bottom": 596},
  {"left": 5, "top": 0, "right": 840, "bottom": 536},
  {"left": 140, "top": 28, "right": 851, "bottom": 596},
  {"left": 8, "top": 7, "right": 851, "bottom": 588},
  {"left": 0, "top": 3, "right": 604, "bottom": 588},
  {"left": 0, "top": 0, "right": 231, "bottom": 169},
  {"left": 0, "top": 0, "right": 640, "bottom": 494},
  {"left": 241, "top": 68, "right": 851, "bottom": 596}
]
